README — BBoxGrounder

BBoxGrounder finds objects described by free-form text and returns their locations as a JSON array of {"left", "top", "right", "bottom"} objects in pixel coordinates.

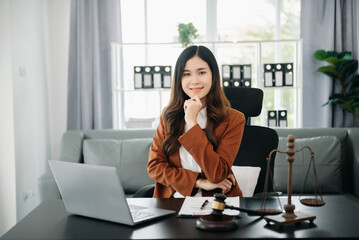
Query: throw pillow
[
  {"left": 83, "top": 139, "right": 122, "bottom": 167},
  {"left": 274, "top": 136, "right": 342, "bottom": 194},
  {"left": 232, "top": 166, "right": 261, "bottom": 197},
  {"left": 83, "top": 138, "right": 154, "bottom": 193}
]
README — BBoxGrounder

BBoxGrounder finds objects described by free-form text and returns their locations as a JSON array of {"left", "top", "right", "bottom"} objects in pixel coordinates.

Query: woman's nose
[{"left": 190, "top": 75, "right": 200, "bottom": 84}]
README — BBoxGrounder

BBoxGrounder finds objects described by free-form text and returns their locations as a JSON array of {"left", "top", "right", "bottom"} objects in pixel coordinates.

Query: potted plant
[
  {"left": 177, "top": 22, "right": 198, "bottom": 48},
  {"left": 314, "top": 49, "right": 359, "bottom": 127}
]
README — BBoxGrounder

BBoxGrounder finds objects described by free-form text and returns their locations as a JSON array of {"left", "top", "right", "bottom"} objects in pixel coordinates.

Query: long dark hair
[{"left": 162, "top": 45, "right": 231, "bottom": 156}]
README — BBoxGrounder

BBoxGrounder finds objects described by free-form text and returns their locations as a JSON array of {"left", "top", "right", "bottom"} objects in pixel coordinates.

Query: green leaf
[
  {"left": 316, "top": 65, "right": 337, "bottom": 78},
  {"left": 339, "top": 99, "right": 355, "bottom": 112},
  {"left": 314, "top": 50, "right": 327, "bottom": 61},
  {"left": 338, "top": 60, "right": 358, "bottom": 80},
  {"left": 325, "top": 57, "right": 340, "bottom": 67},
  {"left": 322, "top": 99, "right": 332, "bottom": 106},
  {"left": 327, "top": 51, "right": 339, "bottom": 58},
  {"left": 337, "top": 59, "right": 355, "bottom": 71},
  {"left": 350, "top": 83, "right": 359, "bottom": 94},
  {"left": 351, "top": 75, "right": 359, "bottom": 84},
  {"left": 338, "top": 51, "right": 352, "bottom": 59},
  {"left": 350, "top": 87, "right": 359, "bottom": 95},
  {"left": 323, "top": 96, "right": 341, "bottom": 106}
]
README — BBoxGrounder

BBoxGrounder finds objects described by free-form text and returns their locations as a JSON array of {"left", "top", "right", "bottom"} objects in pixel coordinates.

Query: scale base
[
  {"left": 196, "top": 214, "right": 238, "bottom": 231},
  {"left": 264, "top": 211, "right": 316, "bottom": 226}
]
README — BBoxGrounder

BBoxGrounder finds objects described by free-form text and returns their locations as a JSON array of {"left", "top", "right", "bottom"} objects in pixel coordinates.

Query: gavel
[
  {"left": 196, "top": 193, "right": 282, "bottom": 231},
  {"left": 211, "top": 193, "right": 281, "bottom": 216}
]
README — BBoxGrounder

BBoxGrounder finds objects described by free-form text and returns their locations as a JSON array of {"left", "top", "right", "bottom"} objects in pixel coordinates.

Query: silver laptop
[{"left": 49, "top": 160, "right": 175, "bottom": 226}]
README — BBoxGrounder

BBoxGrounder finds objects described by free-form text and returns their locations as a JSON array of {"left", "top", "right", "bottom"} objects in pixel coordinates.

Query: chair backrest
[
  {"left": 224, "top": 87, "right": 278, "bottom": 195},
  {"left": 224, "top": 87, "right": 263, "bottom": 125},
  {"left": 233, "top": 126, "right": 278, "bottom": 194}
]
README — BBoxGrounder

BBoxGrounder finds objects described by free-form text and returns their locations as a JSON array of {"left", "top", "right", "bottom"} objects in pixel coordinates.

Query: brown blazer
[{"left": 147, "top": 108, "right": 245, "bottom": 198}]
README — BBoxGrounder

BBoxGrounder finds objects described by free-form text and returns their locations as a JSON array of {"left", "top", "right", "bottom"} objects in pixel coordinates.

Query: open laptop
[
  {"left": 49, "top": 160, "right": 175, "bottom": 226},
  {"left": 240, "top": 197, "right": 282, "bottom": 216}
]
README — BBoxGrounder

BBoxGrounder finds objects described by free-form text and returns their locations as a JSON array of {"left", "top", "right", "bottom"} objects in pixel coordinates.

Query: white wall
[
  {"left": 46, "top": 0, "right": 70, "bottom": 161},
  {"left": 0, "top": 0, "right": 69, "bottom": 233},
  {"left": 11, "top": 0, "right": 52, "bottom": 220},
  {"left": 0, "top": 0, "right": 17, "bottom": 236}
]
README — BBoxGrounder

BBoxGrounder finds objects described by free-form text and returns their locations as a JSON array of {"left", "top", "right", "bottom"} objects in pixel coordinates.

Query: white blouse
[{"left": 173, "top": 107, "right": 207, "bottom": 198}]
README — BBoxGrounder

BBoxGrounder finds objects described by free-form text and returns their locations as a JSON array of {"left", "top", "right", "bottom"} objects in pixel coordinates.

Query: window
[
  {"left": 112, "top": 0, "right": 301, "bottom": 129},
  {"left": 217, "top": 0, "right": 300, "bottom": 41}
]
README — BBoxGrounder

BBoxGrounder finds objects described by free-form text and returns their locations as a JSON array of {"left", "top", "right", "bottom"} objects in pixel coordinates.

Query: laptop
[
  {"left": 240, "top": 197, "right": 282, "bottom": 215},
  {"left": 49, "top": 160, "right": 175, "bottom": 226}
]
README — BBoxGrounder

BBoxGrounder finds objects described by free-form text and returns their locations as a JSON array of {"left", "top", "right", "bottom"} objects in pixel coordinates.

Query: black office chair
[
  {"left": 224, "top": 87, "right": 278, "bottom": 195},
  {"left": 134, "top": 87, "right": 278, "bottom": 197}
]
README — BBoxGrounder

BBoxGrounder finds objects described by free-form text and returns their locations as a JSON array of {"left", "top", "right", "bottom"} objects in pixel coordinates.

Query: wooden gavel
[
  {"left": 196, "top": 193, "right": 281, "bottom": 231},
  {"left": 211, "top": 193, "right": 281, "bottom": 216}
]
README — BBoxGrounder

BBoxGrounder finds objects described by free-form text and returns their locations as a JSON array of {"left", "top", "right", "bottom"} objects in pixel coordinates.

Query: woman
[{"left": 147, "top": 45, "right": 245, "bottom": 198}]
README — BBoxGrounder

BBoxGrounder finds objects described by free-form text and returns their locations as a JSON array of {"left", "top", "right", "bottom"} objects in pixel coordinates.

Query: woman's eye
[
  {"left": 183, "top": 73, "right": 190, "bottom": 77},
  {"left": 199, "top": 71, "right": 206, "bottom": 75}
]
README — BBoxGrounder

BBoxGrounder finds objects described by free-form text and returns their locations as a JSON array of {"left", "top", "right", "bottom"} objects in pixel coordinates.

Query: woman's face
[{"left": 181, "top": 55, "right": 212, "bottom": 106}]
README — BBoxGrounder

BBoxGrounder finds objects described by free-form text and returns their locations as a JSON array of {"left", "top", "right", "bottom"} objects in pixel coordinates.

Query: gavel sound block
[
  {"left": 195, "top": 193, "right": 239, "bottom": 231},
  {"left": 196, "top": 193, "right": 282, "bottom": 231}
]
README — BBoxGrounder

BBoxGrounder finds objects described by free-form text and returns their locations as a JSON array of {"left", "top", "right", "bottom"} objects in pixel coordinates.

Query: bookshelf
[{"left": 111, "top": 40, "right": 302, "bottom": 129}]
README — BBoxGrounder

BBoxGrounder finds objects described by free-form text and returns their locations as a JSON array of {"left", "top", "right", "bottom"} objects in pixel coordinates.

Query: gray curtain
[
  {"left": 67, "top": 0, "right": 122, "bottom": 130},
  {"left": 301, "top": 0, "right": 358, "bottom": 127}
]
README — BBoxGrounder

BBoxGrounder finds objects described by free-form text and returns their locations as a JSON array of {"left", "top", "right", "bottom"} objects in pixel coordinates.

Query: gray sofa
[
  {"left": 273, "top": 128, "right": 359, "bottom": 198},
  {"left": 38, "top": 128, "right": 359, "bottom": 202}
]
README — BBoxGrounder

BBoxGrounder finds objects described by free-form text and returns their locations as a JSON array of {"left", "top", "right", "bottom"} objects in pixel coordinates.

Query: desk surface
[{"left": 1, "top": 195, "right": 359, "bottom": 239}]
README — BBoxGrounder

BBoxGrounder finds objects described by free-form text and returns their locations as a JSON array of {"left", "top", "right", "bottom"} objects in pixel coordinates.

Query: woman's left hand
[{"left": 195, "top": 173, "right": 236, "bottom": 194}]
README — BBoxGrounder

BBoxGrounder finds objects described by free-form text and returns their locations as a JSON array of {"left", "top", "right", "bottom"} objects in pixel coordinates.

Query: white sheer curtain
[
  {"left": 67, "top": 0, "right": 122, "bottom": 130},
  {"left": 301, "top": 0, "right": 358, "bottom": 127}
]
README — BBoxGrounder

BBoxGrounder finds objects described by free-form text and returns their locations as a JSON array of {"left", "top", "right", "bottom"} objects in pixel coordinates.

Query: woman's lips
[{"left": 191, "top": 87, "right": 203, "bottom": 92}]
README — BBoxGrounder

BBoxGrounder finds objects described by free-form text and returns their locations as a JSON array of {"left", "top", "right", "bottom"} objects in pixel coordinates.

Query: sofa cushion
[
  {"left": 83, "top": 139, "right": 122, "bottom": 167},
  {"left": 274, "top": 136, "right": 342, "bottom": 194},
  {"left": 120, "top": 138, "right": 155, "bottom": 193},
  {"left": 83, "top": 138, "right": 154, "bottom": 193}
]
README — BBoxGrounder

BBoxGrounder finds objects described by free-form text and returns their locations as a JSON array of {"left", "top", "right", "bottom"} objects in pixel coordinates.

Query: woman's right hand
[
  {"left": 183, "top": 95, "right": 202, "bottom": 129},
  {"left": 195, "top": 174, "right": 236, "bottom": 194}
]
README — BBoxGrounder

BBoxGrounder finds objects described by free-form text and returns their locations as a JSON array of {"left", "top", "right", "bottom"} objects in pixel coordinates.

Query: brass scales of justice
[
  {"left": 263, "top": 134, "right": 325, "bottom": 226},
  {"left": 196, "top": 134, "right": 325, "bottom": 231}
]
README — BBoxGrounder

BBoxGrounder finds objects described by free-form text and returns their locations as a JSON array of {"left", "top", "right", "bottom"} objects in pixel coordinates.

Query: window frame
[{"left": 112, "top": 0, "right": 302, "bottom": 129}]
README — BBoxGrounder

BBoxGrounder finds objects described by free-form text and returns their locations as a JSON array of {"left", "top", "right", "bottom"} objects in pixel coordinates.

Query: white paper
[
  {"left": 178, "top": 196, "right": 240, "bottom": 217},
  {"left": 275, "top": 71, "right": 283, "bottom": 86},
  {"left": 265, "top": 72, "right": 273, "bottom": 86}
]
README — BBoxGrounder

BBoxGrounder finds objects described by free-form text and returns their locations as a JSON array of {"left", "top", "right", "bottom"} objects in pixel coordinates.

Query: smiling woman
[
  {"left": 147, "top": 45, "right": 246, "bottom": 198},
  {"left": 181, "top": 55, "right": 213, "bottom": 105}
]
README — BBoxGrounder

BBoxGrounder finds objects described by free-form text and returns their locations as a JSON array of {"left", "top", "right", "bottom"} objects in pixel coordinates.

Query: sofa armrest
[
  {"left": 348, "top": 128, "right": 359, "bottom": 198},
  {"left": 38, "top": 169, "right": 61, "bottom": 202}
]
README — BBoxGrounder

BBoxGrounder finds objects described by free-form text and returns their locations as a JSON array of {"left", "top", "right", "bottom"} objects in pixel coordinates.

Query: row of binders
[
  {"left": 134, "top": 66, "right": 172, "bottom": 89},
  {"left": 268, "top": 110, "right": 287, "bottom": 127},
  {"left": 221, "top": 63, "right": 293, "bottom": 88},
  {"left": 133, "top": 63, "right": 293, "bottom": 89},
  {"left": 264, "top": 63, "right": 293, "bottom": 87},
  {"left": 222, "top": 64, "right": 252, "bottom": 88}
]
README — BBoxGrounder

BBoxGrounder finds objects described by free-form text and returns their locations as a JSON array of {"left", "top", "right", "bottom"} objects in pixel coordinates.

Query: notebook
[{"left": 49, "top": 160, "right": 175, "bottom": 226}]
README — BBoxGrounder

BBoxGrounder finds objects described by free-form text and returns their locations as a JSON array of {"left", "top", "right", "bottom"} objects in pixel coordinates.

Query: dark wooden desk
[{"left": 1, "top": 195, "right": 359, "bottom": 239}]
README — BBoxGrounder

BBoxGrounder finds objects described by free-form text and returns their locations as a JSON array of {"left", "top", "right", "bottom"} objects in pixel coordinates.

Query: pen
[{"left": 200, "top": 200, "right": 209, "bottom": 210}]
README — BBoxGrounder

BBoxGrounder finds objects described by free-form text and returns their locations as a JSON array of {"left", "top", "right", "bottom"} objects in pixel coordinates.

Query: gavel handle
[{"left": 225, "top": 204, "right": 260, "bottom": 215}]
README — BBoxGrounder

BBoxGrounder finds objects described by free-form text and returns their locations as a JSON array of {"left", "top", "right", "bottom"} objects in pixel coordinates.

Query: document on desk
[{"left": 178, "top": 196, "right": 240, "bottom": 217}]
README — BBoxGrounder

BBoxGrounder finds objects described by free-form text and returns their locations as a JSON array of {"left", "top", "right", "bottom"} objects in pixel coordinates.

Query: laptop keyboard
[
  {"left": 131, "top": 210, "right": 155, "bottom": 221},
  {"left": 129, "top": 205, "right": 155, "bottom": 221}
]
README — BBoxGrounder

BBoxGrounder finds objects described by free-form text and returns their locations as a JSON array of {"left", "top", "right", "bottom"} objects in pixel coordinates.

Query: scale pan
[
  {"left": 255, "top": 208, "right": 282, "bottom": 216},
  {"left": 300, "top": 198, "right": 325, "bottom": 207}
]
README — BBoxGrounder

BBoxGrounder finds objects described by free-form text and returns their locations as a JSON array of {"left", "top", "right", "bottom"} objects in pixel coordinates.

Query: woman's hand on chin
[{"left": 183, "top": 95, "right": 202, "bottom": 128}]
